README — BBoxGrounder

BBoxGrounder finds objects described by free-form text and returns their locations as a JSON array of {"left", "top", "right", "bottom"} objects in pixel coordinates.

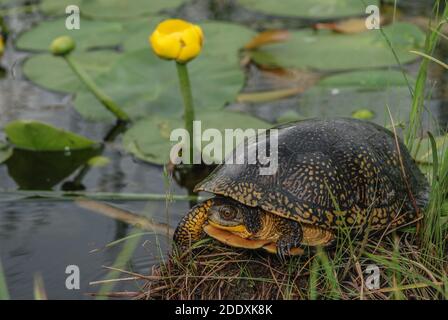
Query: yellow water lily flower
[{"left": 149, "top": 19, "right": 203, "bottom": 64}]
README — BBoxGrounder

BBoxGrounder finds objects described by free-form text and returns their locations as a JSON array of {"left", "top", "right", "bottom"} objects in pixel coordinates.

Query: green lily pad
[
  {"left": 16, "top": 18, "right": 124, "bottom": 52},
  {"left": 249, "top": 22, "right": 425, "bottom": 71},
  {"left": 74, "top": 48, "right": 248, "bottom": 121},
  {"left": 81, "top": 0, "right": 183, "bottom": 19},
  {"left": 0, "top": 141, "right": 12, "bottom": 164},
  {"left": 23, "top": 51, "right": 120, "bottom": 93},
  {"left": 39, "top": 0, "right": 83, "bottom": 16},
  {"left": 121, "top": 16, "right": 166, "bottom": 52},
  {"left": 237, "top": 0, "right": 379, "bottom": 18},
  {"left": 123, "top": 111, "right": 270, "bottom": 165},
  {"left": 5, "top": 120, "right": 97, "bottom": 151}
]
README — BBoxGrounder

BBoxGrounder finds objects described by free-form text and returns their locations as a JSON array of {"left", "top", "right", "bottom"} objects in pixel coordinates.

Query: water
[{"left": 0, "top": 0, "right": 446, "bottom": 299}]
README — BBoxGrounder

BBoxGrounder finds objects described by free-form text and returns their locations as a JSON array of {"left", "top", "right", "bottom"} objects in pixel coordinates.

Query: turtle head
[
  {"left": 173, "top": 197, "right": 257, "bottom": 249},
  {"left": 207, "top": 197, "right": 249, "bottom": 234}
]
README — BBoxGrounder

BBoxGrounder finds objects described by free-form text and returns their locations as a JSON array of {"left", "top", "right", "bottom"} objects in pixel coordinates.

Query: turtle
[{"left": 173, "top": 118, "right": 429, "bottom": 258}]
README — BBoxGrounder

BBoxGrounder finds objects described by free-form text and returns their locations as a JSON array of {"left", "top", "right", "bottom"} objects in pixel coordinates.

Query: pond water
[{"left": 0, "top": 0, "right": 446, "bottom": 299}]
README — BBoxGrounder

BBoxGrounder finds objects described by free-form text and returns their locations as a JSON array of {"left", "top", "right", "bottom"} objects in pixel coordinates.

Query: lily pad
[
  {"left": 81, "top": 0, "right": 183, "bottom": 19},
  {"left": 74, "top": 22, "right": 255, "bottom": 122},
  {"left": 248, "top": 22, "right": 425, "bottom": 71},
  {"left": 23, "top": 51, "right": 120, "bottom": 93},
  {"left": 4, "top": 120, "right": 97, "bottom": 151},
  {"left": 0, "top": 141, "right": 12, "bottom": 164},
  {"left": 123, "top": 111, "right": 271, "bottom": 165},
  {"left": 74, "top": 47, "right": 248, "bottom": 121},
  {"left": 39, "top": 0, "right": 83, "bottom": 16},
  {"left": 237, "top": 0, "right": 379, "bottom": 19},
  {"left": 16, "top": 18, "right": 124, "bottom": 52}
]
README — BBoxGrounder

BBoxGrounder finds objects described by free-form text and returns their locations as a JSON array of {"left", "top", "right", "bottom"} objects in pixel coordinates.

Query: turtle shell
[{"left": 195, "top": 118, "right": 429, "bottom": 230}]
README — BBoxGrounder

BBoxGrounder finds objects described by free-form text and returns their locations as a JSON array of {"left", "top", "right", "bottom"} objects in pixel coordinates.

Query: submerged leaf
[
  {"left": 5, "top": 120, "right": 97, "bottom": 151},
  {"left": 5, "top": 148, "right": 99, "bottom": 190}
]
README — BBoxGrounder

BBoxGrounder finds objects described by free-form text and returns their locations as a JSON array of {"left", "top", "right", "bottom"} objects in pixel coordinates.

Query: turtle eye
[{"left": 219, "top": 206, "right": 236, "bottom": 220}]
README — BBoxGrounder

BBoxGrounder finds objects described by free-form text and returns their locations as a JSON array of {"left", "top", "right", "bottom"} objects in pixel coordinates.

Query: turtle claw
[
  {"left": 276, "top": 234, "right": 302, "bottom": 261},
  {"left": 275, "top": 221, "right": 303, "bottom": 260}
]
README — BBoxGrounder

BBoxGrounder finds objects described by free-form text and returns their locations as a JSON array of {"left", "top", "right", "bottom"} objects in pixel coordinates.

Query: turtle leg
[
  {"left": 173, "top": 199, "right": 213, "bottom": 248},
  {"left": 276, "top": 219, "right": 303, "bottom": 260}
]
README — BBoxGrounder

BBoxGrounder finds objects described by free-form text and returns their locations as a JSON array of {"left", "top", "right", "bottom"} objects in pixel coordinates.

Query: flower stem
[
  {"left": 176, "top": 62, "right": 195, "bottom": 163},
  {"left": 64, "top": 55, "right": 130, "bottom": 122}
]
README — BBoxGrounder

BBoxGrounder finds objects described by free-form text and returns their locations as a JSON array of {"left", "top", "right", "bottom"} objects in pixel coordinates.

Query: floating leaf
[
  {"left": 121, "top": 16, "right": 167, "bottom": 52},
  {"left": 122, "top": 111, "right": 270, "bottom": 165},
  {"left": 39, "top": 0, "right": 82, "bottom": 16},
  {"left": 81, "top": 0, "right": 183, "bottom": 19},
  {"left": 0, "top": 141, "right": 12, "bottom": 164},
  {"left": 5, "top": 120, "right": 97, "bottom": 151},
  {"left": 73, "top": 46, "right": 248, "bottom": 121},
  {"left": 16, "top": 18, "right": 124, "bottom": 52},
  {"left": 248, "top": 23, "right": 425, "bottom": 71},
  {"left": 23, "top": 51, "right": 120, "bottom": 93},
  {"left": 237, "top": 0, "right": 379, "bottom": 19}
]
